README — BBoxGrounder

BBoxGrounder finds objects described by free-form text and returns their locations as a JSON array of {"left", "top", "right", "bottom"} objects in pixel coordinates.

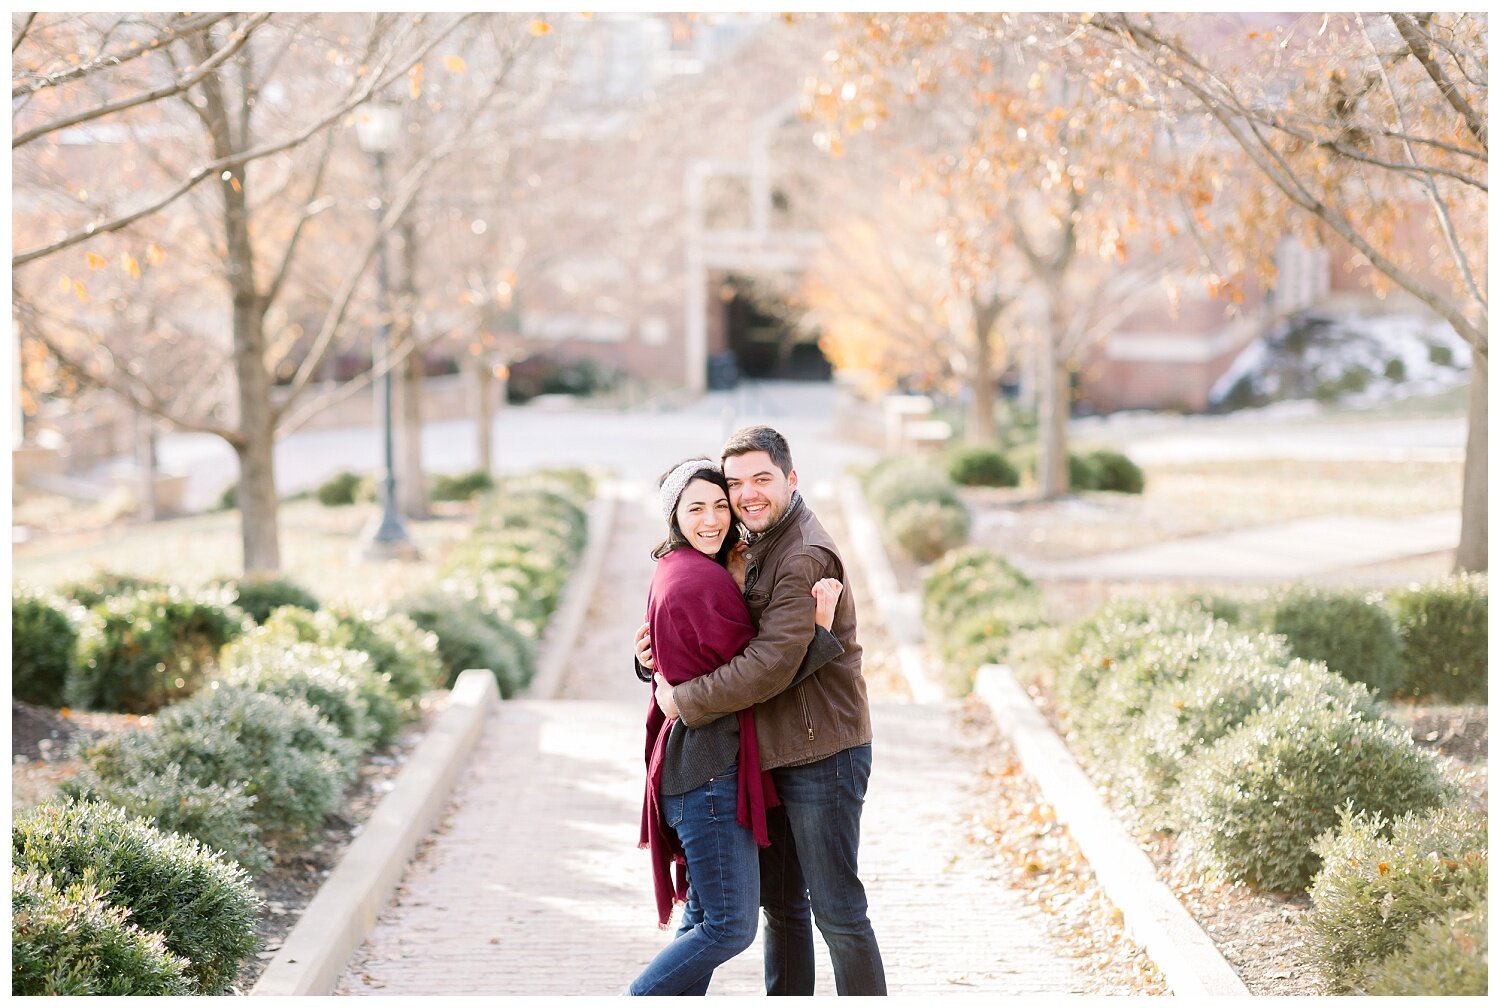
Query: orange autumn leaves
[{"left": 61, "top": 244, "right": 165, "bottom": 301}]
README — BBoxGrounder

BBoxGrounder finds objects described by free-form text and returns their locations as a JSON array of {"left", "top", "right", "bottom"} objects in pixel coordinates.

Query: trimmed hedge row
[
  {"left": 10, "top": 577, "right": 323, "bottom": 716},
  {"left": 13, "top": 467, "right": 600, "bottom": 992},
  {"left": 426, "top": 469, "right": 594, "bottom": 695},
  {"left": 1047, "top": 598, "right": 1456, "bottom": 893},
  {"left": 1197, "top": 574, "right": 1487, "bottom": 703}
]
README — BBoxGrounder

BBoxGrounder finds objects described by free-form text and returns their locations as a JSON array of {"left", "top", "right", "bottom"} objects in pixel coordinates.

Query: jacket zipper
[{"left": 797, "top": 684, "right": 814, "bottom": 742}]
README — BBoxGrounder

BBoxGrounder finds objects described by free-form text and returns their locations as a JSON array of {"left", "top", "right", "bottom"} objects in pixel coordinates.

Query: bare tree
[
  {"left": 1062, "top": 12, "right": 1487, "bottom": 569},
  {"left": 13, "top": 12, "right": 539, "bottom": 572},
  {"left": 819, "top": 14, "right": 1204, "bottom": 489}
]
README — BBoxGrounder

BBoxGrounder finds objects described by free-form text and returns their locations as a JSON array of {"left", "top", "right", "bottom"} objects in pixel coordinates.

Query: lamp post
[{"left": 355, "top": 100, "right": 418, "bottom": 560}]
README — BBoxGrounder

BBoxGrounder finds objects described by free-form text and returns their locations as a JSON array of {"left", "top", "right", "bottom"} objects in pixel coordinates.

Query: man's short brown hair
[{"left": 720, "top": 425, "right": 793, "bottom": 476}]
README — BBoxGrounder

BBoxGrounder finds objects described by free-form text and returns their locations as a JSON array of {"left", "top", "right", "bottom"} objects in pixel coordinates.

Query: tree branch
[
  {"left": 278, "top": 33, "right": 521, "bottom": 412},
  {"left": 12, "top": 12, "right": 36, "bottom": 53},
  {"left": 264, "top": 135, "right": 337, "bottom": 307},
  {"left": 13, "top": 294, "right": 240, "bottom": 441},
  {"left": 12, "top": 12, "right": 231, "bottom": 96},
  {"left": 1358, "top": 14, "right": 1486, "bottom": 319},
  {"left": 12, "top": 13, "right": 270, "bottom": 147},
  {"left": 1390, "top": 12, "right": 1487, "bottom": 151},
  {"left": 1095, "top": 14, "right": 1486, "bottom": 353},
  {"left": 12, "top": 13, "right": 476, "bottom": 268}
]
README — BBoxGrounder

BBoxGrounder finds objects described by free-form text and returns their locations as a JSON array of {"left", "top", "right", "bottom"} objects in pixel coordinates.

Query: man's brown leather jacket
[{"left": 672, "top": 497, "right": 873, "bottom": 770}]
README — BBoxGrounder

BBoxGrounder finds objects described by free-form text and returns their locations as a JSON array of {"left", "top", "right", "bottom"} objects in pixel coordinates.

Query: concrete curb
[
  {"left": 836, "top": 473, "right": 945, "bottom": 703},
  {"left": 973, "top": 664, "right": 1250, "bottom": 997},
  {"left": 525, "top": 485, "right": 617, "bottom": 701},
  {"left": 250, "top": 669, "right": 500, "bottom": 996}
]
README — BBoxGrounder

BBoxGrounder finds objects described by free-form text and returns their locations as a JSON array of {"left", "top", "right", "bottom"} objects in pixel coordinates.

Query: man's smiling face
[{"left": 723, "top": 450, "right": 797, "bottom": 534}]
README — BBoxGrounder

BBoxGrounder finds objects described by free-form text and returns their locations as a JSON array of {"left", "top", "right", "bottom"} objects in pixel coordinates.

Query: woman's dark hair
[{"left": 651, "top": 461, "right": 741, "bottom": 565}]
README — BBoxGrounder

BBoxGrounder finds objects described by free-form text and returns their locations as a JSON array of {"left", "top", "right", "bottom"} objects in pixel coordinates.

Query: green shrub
[
  {"left": 1175, "top": 699, "right": 1456, "bottom": 892},
  {"left": 945, "top": 444, "right": 1019, "bottom": 487},
  {"left": 1065, "top": 621, "right": 1292, "bottom": 775},
  {"left": 1068, "top": 451, "right": 1101, "bottom": 491},
  {"left": 60, "top": 753, "right": 269, "bottom": 875},
  {"left": 68, "top": 589, "right": 246, "bottom": 713},
  {"left": 1385, "top": 573, "right": 1487, "bottom": 702},
  {"left": 477, "top": 486, "right": 587, "bottom": 544},
  {"left": 431, "top": 468, "right": 496, "bottom": 502},
  {"left": 863, "top": 458, "right": 953, "bottom": 515},
  {"left": 1176, "top": 590, "right": 1258, "bottom": 628},
  {"left": 1263, "top": 585, "right": 1404, "bottom": 697},
  {"left": 1355, "top": 899, "right": 1488, "bottom": 996},
  {"left": 13, "top": 799, "right": 260, "bottom": 993},
  {"left": 58, "top": 571, "right": 168, "bottom": 608},
  {"left": 142, "top": 686, "right": 358, "bottom": 840},
  {"left": 1086, "top": 449, "right": 1146, "bottom": 494},
  {"left": 315, "top": 469, "right": 363, "bottom": 506},
  {"left": 523, "top": 466, "right": 596, "bottom": 498},
  {"left": 922, "top": 548, "right": 1034, "bottom": 626},
  {"left": 933, "top": 596, "right": 1050, "bottom": 690},
  {"left": 1124, "top": 656, "right": 1371, "bottom": 829},
  {"left": 223, "top": 576, "right": 320, "bottom": 624},
  {"left": 227, "top": 616, "right": 405, "bottom": 746},
  {"left": 921, "top": 546, "right": 1049, "bottom": 694},
  {"left": 216, "top": 637, "right": 386, "bottom": 749},
  {"left": 12, "top": 591, "right": 78, "bottom": 707},
  {"left": 397, "top": 590, "right": 537, "bottom": 695},
  {"left": 886, "top": 499, "right": 970, "bottom": 563},
  {"left": 1304, "top": 804, "right": 1487, "bottom": 992},
  {"left": 12, "top": 868, "right": 197, "bottom": 995},
  {"left": 261, "top": 606, "right": 441, "bottom": 703},
  {"left": 1053, "top": 600, "right": 1226, "bottom": 727}
]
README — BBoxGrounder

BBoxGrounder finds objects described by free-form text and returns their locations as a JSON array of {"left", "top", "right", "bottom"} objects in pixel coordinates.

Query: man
[{"left": 636, "top": 424, "right": 886, "bottom": 996}]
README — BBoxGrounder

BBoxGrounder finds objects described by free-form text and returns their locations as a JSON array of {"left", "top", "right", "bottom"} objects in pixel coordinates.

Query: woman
[{"left": 630, "top": 457, "right": 843, "bottom": 996}]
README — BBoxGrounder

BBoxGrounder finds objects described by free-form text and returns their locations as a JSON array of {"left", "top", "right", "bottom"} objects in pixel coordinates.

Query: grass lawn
[{"left": 12, "top": 499, "right": 478, "bottom": 610}]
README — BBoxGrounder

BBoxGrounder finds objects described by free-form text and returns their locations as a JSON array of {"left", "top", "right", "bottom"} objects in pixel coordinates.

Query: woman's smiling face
[{"left": 675, "top": 477, "right": 732, "bottom": 556}]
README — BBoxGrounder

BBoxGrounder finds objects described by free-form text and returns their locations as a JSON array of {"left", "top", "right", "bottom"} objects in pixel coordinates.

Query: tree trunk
[
  {"left": 394, "top": 215, "right": 430, "bottom": 519},
  {"left": 967, "top": 293, "right": 1003, "bottom": 443},
  {"left": 470, "top": 355, "right": 494, "bottom": 476},
  {"left": 200, "top": 37, "right": 279, "bottom": 573},
  {"left": 1036, "top": 296, "right": 1071, "bottom": 498},
  {"left": 232, "top": 279, "right": 279, "bottom": 572},
  {"left": 1454, "top": 352, "right": 1487, "bottom": 572}
]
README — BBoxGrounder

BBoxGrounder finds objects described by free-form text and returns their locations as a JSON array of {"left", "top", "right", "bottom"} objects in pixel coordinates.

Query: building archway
[{"left": 717, "top": 275, "right": 829, "bottom": 381}]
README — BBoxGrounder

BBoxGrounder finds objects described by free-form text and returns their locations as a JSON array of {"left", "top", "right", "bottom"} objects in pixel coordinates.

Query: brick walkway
[{"left": 336, "top": 485, "right": 1090, "bottom": 996}]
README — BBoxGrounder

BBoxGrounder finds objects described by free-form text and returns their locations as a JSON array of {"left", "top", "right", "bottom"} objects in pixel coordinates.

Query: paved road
[
  {"left": 146, "top": 381, "right": 1464, "bottom": 512},
  {"left": 154, "top": 381, "right": 873, "bottom": 512}
]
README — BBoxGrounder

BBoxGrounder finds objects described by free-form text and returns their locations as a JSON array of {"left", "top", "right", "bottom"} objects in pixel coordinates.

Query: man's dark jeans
[{"left": 760, "top": 743, "right": 886, "bottom": 995}]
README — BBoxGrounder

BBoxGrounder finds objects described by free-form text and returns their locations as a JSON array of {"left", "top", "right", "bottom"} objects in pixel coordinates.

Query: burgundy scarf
[{"left": 637, "top": 547, "right": 779, "bottom": 927}]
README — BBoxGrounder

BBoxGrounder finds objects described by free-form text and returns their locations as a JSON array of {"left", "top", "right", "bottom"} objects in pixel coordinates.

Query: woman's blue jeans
[{"left": 628, "top": 768, "right": 760, "bottom": 996}]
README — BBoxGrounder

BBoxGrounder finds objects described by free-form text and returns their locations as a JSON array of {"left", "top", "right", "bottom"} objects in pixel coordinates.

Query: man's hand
[
  {"left": 653, "top": 672, "right": 679, "bottom": 719},
  {"left": 726, "top": 541, "right": 750, "bottom": 590},
  {"left": 634, "top": 621, "right": 654, "bottom": 670},
  {"left": 812, "top": 578, "right": 843, "bottom": 631}
]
